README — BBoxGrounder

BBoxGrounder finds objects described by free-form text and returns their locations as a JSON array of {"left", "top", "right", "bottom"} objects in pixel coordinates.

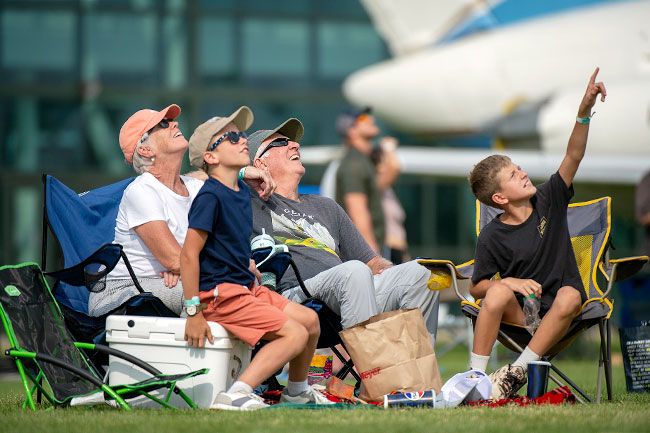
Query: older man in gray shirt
[{"left": 246, "top": 118, "right": 439, "bottom": 345}]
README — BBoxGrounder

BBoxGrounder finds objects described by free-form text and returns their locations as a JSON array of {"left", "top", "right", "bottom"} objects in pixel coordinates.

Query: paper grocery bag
[{"left": 339, "top": 309, "right": 442, "bottom": 401}]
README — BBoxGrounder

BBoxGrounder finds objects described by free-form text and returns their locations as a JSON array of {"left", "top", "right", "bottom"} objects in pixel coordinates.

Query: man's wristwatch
[{"left": 185, "top": 303, "right": 206, "bottom": 317}]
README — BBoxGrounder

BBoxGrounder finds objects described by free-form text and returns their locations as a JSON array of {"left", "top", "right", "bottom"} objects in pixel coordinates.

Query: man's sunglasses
[
  {"left": 148, "top": 118, "right": 172, "bottom": 133},
  {"left": 209, "top": 131, "right": 248, "bottom": 151},
  {"left": 257, "top": 138, "right": 290, "bottom": 158}
]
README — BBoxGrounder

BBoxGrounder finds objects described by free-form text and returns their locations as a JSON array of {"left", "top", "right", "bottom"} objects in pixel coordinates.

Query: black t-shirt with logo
[{"left": 471, "top": 172, "right": 586, "bottom": 311}]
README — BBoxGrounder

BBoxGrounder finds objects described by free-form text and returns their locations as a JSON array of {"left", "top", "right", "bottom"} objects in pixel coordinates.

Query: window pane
[
  {"left": 84, "top": 13, "right": 157, "bottom": 74},
  {"left": 316, "top": 0, "right": 367, "bottom": 17},
  {"left": 242, "top": 19, "right": 308, "bottom": 77},
  {"left": 240, "top": 0, "right": 311, "bottom": 14},
  {"left": 198, "top": 18, "right": 235, "bottom": 75},
  {"left": 1, "top": 10, "right": 75, "bottom": 71},
  {"left": 318, "top": 22, "right": 384, "bottom": 78}
]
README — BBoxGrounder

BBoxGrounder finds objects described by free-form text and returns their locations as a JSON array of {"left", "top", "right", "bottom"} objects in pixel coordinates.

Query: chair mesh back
[
  {"left": 476, "top": 197, "right": 611, "bottom": 301},
  {"left": 0, "top": 264, "right": 99, "bottom": 402},
  {"left": 567, "top": 198, "right": 610, "bottom": 299}
]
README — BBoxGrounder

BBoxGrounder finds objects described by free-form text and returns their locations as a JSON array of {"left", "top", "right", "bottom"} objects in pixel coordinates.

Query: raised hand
[{"left": 578, "top": 67, "right": 607, "bottom": 118}]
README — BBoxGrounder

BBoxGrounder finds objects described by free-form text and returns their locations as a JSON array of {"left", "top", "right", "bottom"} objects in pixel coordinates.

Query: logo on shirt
[
  {"left": 538, "top": 216, "right": 548, "bottom": 238},
  {"left": 269, "top": 209, "right": 338, "bottom": 257}
]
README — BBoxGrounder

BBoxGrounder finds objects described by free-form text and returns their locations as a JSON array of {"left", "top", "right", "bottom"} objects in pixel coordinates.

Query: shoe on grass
[
  {"left": 212, "top": 391, "right": 268, "bottom": 411},
  {"left": 280, "top": 386, "right": 334, "bottom": 405},
  {"left": 488, "top": 364, "right": 527, "bottom": 400}
]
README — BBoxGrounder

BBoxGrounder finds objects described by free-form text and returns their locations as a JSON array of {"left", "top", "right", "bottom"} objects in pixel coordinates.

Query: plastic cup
[{"left": 527, "top": 360, "right": 551, "bottom": 399}]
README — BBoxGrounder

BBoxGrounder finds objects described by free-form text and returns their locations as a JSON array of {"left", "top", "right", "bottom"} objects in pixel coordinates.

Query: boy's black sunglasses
[
  {"left": 209, "top": 131, "right": 248, "bottom": 151},
  {"left": 257, "top": 138, "right": 290, "bottom": 158}
]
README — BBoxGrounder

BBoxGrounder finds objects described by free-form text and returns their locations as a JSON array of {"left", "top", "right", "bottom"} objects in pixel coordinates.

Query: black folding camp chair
[
  {"left": 0, "top": 262, "right": 206, "bottom": 410},
  {"left": 253, "top": 246, "right": 361, "bottom": 387},
  {"left": 418, "top": 197, "right": 649, "bottom": 403}
]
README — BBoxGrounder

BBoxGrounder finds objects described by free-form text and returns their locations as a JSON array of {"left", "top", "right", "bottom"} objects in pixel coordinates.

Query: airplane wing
[{"left": 301, "top": 146, "right": 650, "bottom": 185}]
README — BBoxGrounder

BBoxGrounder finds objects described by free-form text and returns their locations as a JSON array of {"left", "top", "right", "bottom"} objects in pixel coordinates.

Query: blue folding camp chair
[{"left": 41, "top": 175, "right": 177, "bottom": 347}]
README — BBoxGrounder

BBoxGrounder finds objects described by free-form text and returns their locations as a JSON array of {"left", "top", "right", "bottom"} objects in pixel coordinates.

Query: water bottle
[
  {"left": 250, "top": 229, "right": 277, "bottom": 290},
  {"left": 523, "top": 294, "right": 541, "bottom": 335}
]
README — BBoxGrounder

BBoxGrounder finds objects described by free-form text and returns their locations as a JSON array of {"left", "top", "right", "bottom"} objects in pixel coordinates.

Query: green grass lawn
[{"left": 1, "top": 343, "right": 649, "bottom": 433}]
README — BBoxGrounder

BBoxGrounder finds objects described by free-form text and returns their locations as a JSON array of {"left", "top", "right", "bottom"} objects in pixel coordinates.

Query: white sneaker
[
  {"left": 280, "top": 386, "right": 334, "bottom": 405},
  {"left": 211, "top": 391, "right": 268, "bottom": 411}
]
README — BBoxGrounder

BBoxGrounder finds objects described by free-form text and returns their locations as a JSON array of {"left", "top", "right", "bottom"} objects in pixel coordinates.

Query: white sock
[
  {"left": 470, "top": 352, "right": 490, "bottom": 372},
  {"left": 512, "top": 346, "right": 541, "bottom": 371},
  {"left": 286, "top": 380, "right": 309, "bottom": 396},
  {"left": 227, "top": 380, "right": 253, "bottom": 395}
]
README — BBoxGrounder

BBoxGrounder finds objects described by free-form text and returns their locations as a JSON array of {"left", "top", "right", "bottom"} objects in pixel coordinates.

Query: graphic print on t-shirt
[
  {"left": 269, "top": 207, "right": 338, "bottom": 257},
  {"left": 538, "top": 216, "right": 548, "bottom": 238}
]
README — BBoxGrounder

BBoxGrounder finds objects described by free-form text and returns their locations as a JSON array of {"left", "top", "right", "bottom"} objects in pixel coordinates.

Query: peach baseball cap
[{"left": 118, "top": 104, "right": 181, "bottom": 164}]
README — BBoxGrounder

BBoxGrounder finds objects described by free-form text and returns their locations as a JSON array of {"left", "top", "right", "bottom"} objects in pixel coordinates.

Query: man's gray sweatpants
[{"left": 282, "top": 260, "right": 439, "bottom": 345}]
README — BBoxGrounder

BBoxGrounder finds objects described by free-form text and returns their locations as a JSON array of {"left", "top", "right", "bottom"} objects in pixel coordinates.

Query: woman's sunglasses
[
  {"left": 209, "top": 131, "right": 248, "bottom": 151},
  {"left": 257, "top": 137, "right": 290, "bottom": 158},
  {"left": 148, "top": 118, "right": 172, "bottom": 134}
]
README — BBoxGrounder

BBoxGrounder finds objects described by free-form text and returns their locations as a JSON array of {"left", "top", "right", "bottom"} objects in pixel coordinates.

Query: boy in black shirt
[{"left": 467, "top": 69, "right": 607, "bottom": 400}]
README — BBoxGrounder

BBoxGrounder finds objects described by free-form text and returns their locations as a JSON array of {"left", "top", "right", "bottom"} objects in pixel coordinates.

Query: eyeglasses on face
[
  {"left": 257, "top": 137, "right": 290, "bottom": 158},
  {"left": 148, "top": 118, "right": 172, "bottom": 134},
  {"left": 209, "top": 131, "right": 248, "bottom": 151}
]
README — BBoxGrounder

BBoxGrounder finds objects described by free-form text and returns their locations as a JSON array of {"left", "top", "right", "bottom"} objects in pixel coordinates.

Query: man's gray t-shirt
[{"left": 251, "top": 192, "right": 376, "bottom": 292}]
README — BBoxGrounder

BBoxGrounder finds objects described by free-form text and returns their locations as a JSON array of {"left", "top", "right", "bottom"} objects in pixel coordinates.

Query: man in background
[{"left": 335, "top": 108, "right": 385, "bottom": 254}]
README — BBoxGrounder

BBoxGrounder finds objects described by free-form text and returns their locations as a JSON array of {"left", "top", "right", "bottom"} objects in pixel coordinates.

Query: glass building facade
[{"left": 0, "top": 0, "right": 642, "bottom": 267}]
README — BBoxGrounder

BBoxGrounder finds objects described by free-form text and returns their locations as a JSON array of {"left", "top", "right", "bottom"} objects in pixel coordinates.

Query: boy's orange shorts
[{"left": 199, "top": 283, "right": 290, "bottom": 346}]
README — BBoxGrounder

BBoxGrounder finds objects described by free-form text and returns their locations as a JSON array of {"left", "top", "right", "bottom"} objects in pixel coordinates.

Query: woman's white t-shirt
[{"left": 108, "top": 172, "right": 203, "bottom": 279}]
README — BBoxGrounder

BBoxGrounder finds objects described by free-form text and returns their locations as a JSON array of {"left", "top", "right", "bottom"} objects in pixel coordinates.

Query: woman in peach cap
[{"left": 88, "top": 104, "right": 274, "bottom": 317}]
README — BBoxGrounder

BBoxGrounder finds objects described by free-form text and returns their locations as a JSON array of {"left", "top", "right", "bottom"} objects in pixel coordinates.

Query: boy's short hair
[{"left": 468, "top": 155, "right": 512, "bottom": 207}]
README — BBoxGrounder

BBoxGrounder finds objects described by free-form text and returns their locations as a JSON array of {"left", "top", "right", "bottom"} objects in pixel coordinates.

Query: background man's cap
[
  {"left": 188, "top": 106, "right": 254, "bottom": 168},
  {"left": 248, "top": 118, "right": 304, "bottom": 161},
  {"left": 335, "top": 106, "right": 371, "bottom": 137},
  {"left": 119, "top": 104, "right": 181, "bottom": 164}
]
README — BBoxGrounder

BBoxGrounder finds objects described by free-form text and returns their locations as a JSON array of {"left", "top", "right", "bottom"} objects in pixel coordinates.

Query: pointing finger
[{"left": 589, "top": 67, "right": 599, "bottom": 85}]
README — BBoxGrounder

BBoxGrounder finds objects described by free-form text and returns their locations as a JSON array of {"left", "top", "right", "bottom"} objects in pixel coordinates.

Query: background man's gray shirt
[{"left": 250, "top": 192, "right": 376, "bottom": 291}]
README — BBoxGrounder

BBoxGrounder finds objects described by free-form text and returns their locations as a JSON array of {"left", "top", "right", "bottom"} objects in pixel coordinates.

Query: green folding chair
[
  {"left": 419, "top": 196, "right": 649, "bottom": 403},
  {"left": 0, "top": 262, "right": 207, "bottom": 410}
]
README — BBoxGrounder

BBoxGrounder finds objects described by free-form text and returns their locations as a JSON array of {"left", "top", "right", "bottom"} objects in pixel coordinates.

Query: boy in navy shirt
[
  {"left": 467, "top": 69, "right": 607, "bottom": 399},
  {"left": 181, "top": 107, "right": 331, "bottom": 410}
]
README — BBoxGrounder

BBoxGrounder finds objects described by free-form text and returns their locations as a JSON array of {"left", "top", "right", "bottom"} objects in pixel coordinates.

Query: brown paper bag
[{"left": 339, "top": 309, "right": 442, "bottom": 401}]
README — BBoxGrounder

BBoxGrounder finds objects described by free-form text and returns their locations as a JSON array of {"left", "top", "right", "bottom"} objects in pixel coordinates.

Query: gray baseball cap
[
  {"left": 336, "top": 106, "right": 371, "bottom": 137},
  {"left": 188, "top": 106, "right": 254, "bottom": 168},
  {"left": 248, "top": 117, "right": 304, "bottom": 162}
]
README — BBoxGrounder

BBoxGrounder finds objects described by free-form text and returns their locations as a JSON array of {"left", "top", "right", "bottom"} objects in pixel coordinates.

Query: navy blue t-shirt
[{"left": 188, "top": 177, "right": 255, "bottom": 290}]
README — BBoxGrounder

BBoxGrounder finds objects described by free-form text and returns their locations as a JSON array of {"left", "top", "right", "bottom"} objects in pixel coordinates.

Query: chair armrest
[
  {"left": 600, "top": 256, "right": 649, "bottom": 299},
  {"left": 606, "top": 256, "right": 649, "bottom": 282},
  {"left": 416, "top": 259, "right": 468, "bottom": 279},
  {"left": 416, "top": 258, "right": 472, "bottom": 302}
]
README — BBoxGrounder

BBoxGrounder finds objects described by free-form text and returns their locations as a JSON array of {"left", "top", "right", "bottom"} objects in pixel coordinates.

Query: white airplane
[{"left": 319, "top": 0, "right": 650, "bottom": 184}]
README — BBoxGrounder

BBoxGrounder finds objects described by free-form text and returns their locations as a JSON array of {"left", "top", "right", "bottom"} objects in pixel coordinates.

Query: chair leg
[
  {"left": 597, "top": 319, "right": 608, "bottom": 403},
  {"left": 331, "top": 345, "right": 361, "bottom": 384},
  {"left": 596, "top": 335, "right": 604, "bottom": 404},
  {"left": 605, "top": 319, "right": 613, "bottom": 401},
  {"left": 549, "top": 363, "right": 591, "bottom": 403}
]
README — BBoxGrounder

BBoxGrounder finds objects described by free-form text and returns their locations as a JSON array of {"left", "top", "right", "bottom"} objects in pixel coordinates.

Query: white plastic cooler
[{"left": 105, "top": 315, "right": 252, "bottom": 408}]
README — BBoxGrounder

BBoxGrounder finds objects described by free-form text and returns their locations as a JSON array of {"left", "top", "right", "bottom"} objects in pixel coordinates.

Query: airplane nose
[{"left": 343, "top": 50, "right": 501, "bottom": 134}]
